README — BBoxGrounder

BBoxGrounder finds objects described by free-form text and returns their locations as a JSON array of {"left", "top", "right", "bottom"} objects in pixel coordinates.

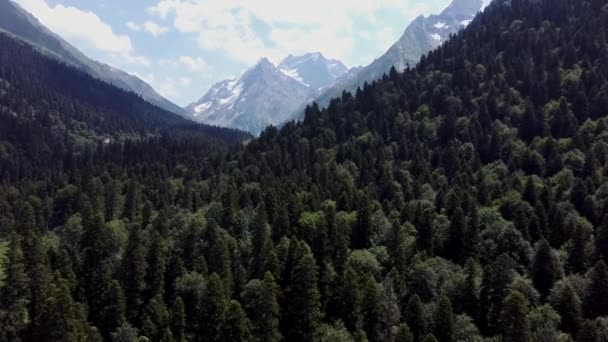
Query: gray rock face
[
  {"left": 278, "top": 52, "right": 349, "bottom": 91},
  {"left": 186, "top": 53, "right": 349, "bottom": 135},
  {"left": 185, "top": 58, "right": 312, "bottom": 135},
  {"left": 0, "top": 0, "right": 185, "bottom": 116}
]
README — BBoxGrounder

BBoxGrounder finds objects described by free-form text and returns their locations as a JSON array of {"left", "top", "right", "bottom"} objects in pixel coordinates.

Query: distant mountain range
[
  {"left": 0, "top": 0, "right": 185, "bottom": 116},
  {"left": 291, "top": 0, "right": 486, "bottom": 121},
  {"left": 186, "top": 0, "right": 486, "bottom": 134},
  {"left": 185, "top": 54, "right": 349, "bottom": 135}
]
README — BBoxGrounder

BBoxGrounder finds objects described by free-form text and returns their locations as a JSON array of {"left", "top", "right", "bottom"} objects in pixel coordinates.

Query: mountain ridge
[
  {"left": 186, "top": 52, "right": 349, "bottom": 134},
  {"left": 285, "top": 0, "right": 485, "bottom": 122},
  {"left": 0, "top": 0, "right": 185, "bottom": 116}
]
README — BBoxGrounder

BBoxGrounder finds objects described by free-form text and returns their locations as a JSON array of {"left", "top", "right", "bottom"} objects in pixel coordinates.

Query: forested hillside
[
  {"left": 0, "top": 32, "right": 249, "bottom": 181},
  {"left": 2, "top": 0, "right": 608, "bottom": 341}
]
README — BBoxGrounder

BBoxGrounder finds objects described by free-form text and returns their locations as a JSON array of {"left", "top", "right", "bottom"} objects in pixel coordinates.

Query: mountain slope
[
  {"left": 186, "top": 54, "right": 348, "bottom": 135},
  {"left": 0, "top": 30, "right": 249, "bottom": 171},
  {"left": 288, "top": 0, "right": 485, "bottom": 121},
  {"left": 0, "top": 0, "right": 184, "bottom": 115}
]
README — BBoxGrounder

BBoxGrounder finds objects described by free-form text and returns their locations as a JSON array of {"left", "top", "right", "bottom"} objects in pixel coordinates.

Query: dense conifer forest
[{"left": 2, "top": 0, "right": 608, "bottom": 341}]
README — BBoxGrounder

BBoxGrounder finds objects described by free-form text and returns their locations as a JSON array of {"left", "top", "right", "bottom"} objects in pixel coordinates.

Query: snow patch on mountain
[{"left": 280, "top": 68, "right": 308, "bottom": 86}]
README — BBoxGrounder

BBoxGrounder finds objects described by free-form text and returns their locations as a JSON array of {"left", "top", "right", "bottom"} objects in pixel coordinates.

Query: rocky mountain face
[
  {"left": 278, "top": 52, "right": 349, "bottom": 91},
  {"left": 0, "top": 0, "right": 185, "bottom": 116},
  {"left": 186, "top": 54, "right": 349, "bottom": 134}
]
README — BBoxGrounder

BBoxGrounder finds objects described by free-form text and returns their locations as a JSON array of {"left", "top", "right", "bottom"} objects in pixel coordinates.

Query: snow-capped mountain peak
[
  {"left": 278, "top": 52, "right": 348, "bottom": 91},
  {"left": 186, "top": 53, "right": 349, "bottom": 134}
]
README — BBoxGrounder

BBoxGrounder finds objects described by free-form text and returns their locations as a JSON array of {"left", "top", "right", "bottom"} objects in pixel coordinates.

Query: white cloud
[
  {"left": 147, "top": 0, "right": 446, "bottom": 65},
  {"left": 122, "top": 53, "right": 152, "bottom": 67},
  {"left": 135, "top": 72, "right": 181, "bottom": 98},
  {"left": 178, "top": 56, "right": 208, "bottom": 72},
  {"left": 126, "top": 21, "right": 141, "bottom": 31},
  {"left": 179, "top": 77, "right": 192, "bottom": 86},
  {"left": 14, "top": 0, "right": 133, "bottom": 54},
  {"left": 143, "top": 21, "right": 170, "bottom": 37}
]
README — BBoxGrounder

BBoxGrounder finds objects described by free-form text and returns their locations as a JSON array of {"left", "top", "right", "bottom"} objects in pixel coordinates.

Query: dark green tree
[{"left": 218, "top": 300, "right": 251, "bottom": 342}]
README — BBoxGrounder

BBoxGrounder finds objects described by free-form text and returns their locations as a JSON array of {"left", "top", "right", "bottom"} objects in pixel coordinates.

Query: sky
[{"left": 13, "top": 0, "right": 454, "bottom": 106}]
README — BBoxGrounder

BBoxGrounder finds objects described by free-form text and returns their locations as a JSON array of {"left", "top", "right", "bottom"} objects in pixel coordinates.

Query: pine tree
[
  {"left": 284, "top": 244, "right": 322, "bottom": 342},
  {"left": 141, "top": 294, "right": 170, "bottom": 341},
  {"left": 123, "top": 180, "right": 139, "bottom": 221},
  {"left": 242, "top": 272, "right": 282, "bottom": 342},
  {"left": 218, "top": 300, "right": 251, "bottom": 342},
  {"left": 531, "top": 239, "right": 557, "bottom": 299},
  {"left": 445, "top": 207, "right": 467, "bottom": 263},
  {"left": 596, "top": 217, "right": 608, "bottom": 262},
  {"left": 171, "top": 297, "right": 186, "bottom": 342},
  {"left": 568, "top": 225, "right": 588, "bottom": 274},
  {"left": 145, "top": 231, "right": 167, "bottom": 303},
  {"left": 251, "top": 204, "right": 273, "bottom": 279},
  {"left": 415, "top": 205, "right": 434, "bottom": 254},
  {"left": 200, "top": 273, "right": 227, "bottom": 340},
  {"left": 404, "top": 294, "right": 426, "bottom": 341},
  {"left": 551, "top": 282, "right": 581, "bottom": 335},
  {"left": 584, "top": 260, "right": 608, "bottom": 318},
  {"left": 434, "top": 296, "right": 455, "bottom": 342},
  {"left": 395, "top": 323, "right": 413, "bottom": 342},
  {"left": 0, "top": 234, "right": 31, "bottom": 341},
  {"left": 352, "top": 194, "right": 372, "bottom": 249},
  {"left": 359, "top": 275, "right": 382, "bottom": 342},
  {"left": 123, "top": 225, "right": 148, "bottom": 324},
  {"left": 34, "top": 273, "right": 90, "bottom": 341},
  {"left": 500, "top": 290, "right": 532, "bottom": 342},
  {"left": 99, "top": 280, "right": 126, "bottom": 340}
]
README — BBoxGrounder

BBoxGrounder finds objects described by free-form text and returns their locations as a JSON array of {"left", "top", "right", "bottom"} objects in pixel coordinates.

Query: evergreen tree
[
  {"left": 0, "top": 234, "right": 31, "bottom": 341},
  {"left": 445, "top": 207, "right": 467, "bottom": 263},
  {"left": 359, "top": 275, "right": 383, "bottom": 342},
  {"left": 218, "top": 300, "right": 251, "bottom": 342},
  {"left": 434, "top": 296, "right": 455, "bottom": 342},
  {"left": 199, "top": 273, "right": 227, "bottom": 340},
  {"left": 251, "top": 204, "right": 273, "bottom": 279},
  {"left": 395, "top": 323, "right": 413, "bottom": 342},
  {"left": 531, "top": 239, "right": 557, "bottom": 299},
  {"left": 123, "top": 226, "right": 148, "bottom": 324},
  {"left": 141, "top": 294, "right": 170, "bottom": 341},
  {"left": 98, "top": 280, "right": 126, "bottom": 340},
  {"left": 404, "top": 295, "right": 426, "bottom": 341},
  {"left": 500, "top": 291, "right": 532, "bottom": 342},
  {"left": 284, "top": 245, "right": 322, "bottom": 342},
  {"left": 170, "top": 297, "right": 186, "bottom": 342},
  {"left": 584, "top": 260, "right": 608, "bottom": 318},
  {"left": 551, "top": 281, "right": 582, "bottom": 335}
]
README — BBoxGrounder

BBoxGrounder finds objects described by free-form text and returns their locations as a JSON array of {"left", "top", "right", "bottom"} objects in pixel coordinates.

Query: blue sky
[{"left": 14, "top": 0, "right": 453, "bottom": 106}]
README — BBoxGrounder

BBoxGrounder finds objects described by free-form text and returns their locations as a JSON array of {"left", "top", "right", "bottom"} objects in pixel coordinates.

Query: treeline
[{"left": 2, "top": 0, "right": 608, "bottom": 341}]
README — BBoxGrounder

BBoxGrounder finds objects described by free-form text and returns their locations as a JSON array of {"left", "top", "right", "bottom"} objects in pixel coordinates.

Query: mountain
[
  {"left": 278, "top": 52, "right": 349, "bottom": 91},
  {"left": 288, "top": 0, "right": 485, "bottom": 121},
  {"left": 0, "top": 0, "right": 185, "bottom": 116},
  {"left": 186, "top": 54, "right": 348, "bottom": 134}
]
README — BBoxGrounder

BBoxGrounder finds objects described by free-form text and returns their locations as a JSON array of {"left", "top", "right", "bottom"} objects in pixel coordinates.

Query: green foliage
[
  {"left": 0, "top": 240, "right": 8, "bottom": 288},
  {"left": 1, "top": 0, "right": 608, "bottom": 340}
]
